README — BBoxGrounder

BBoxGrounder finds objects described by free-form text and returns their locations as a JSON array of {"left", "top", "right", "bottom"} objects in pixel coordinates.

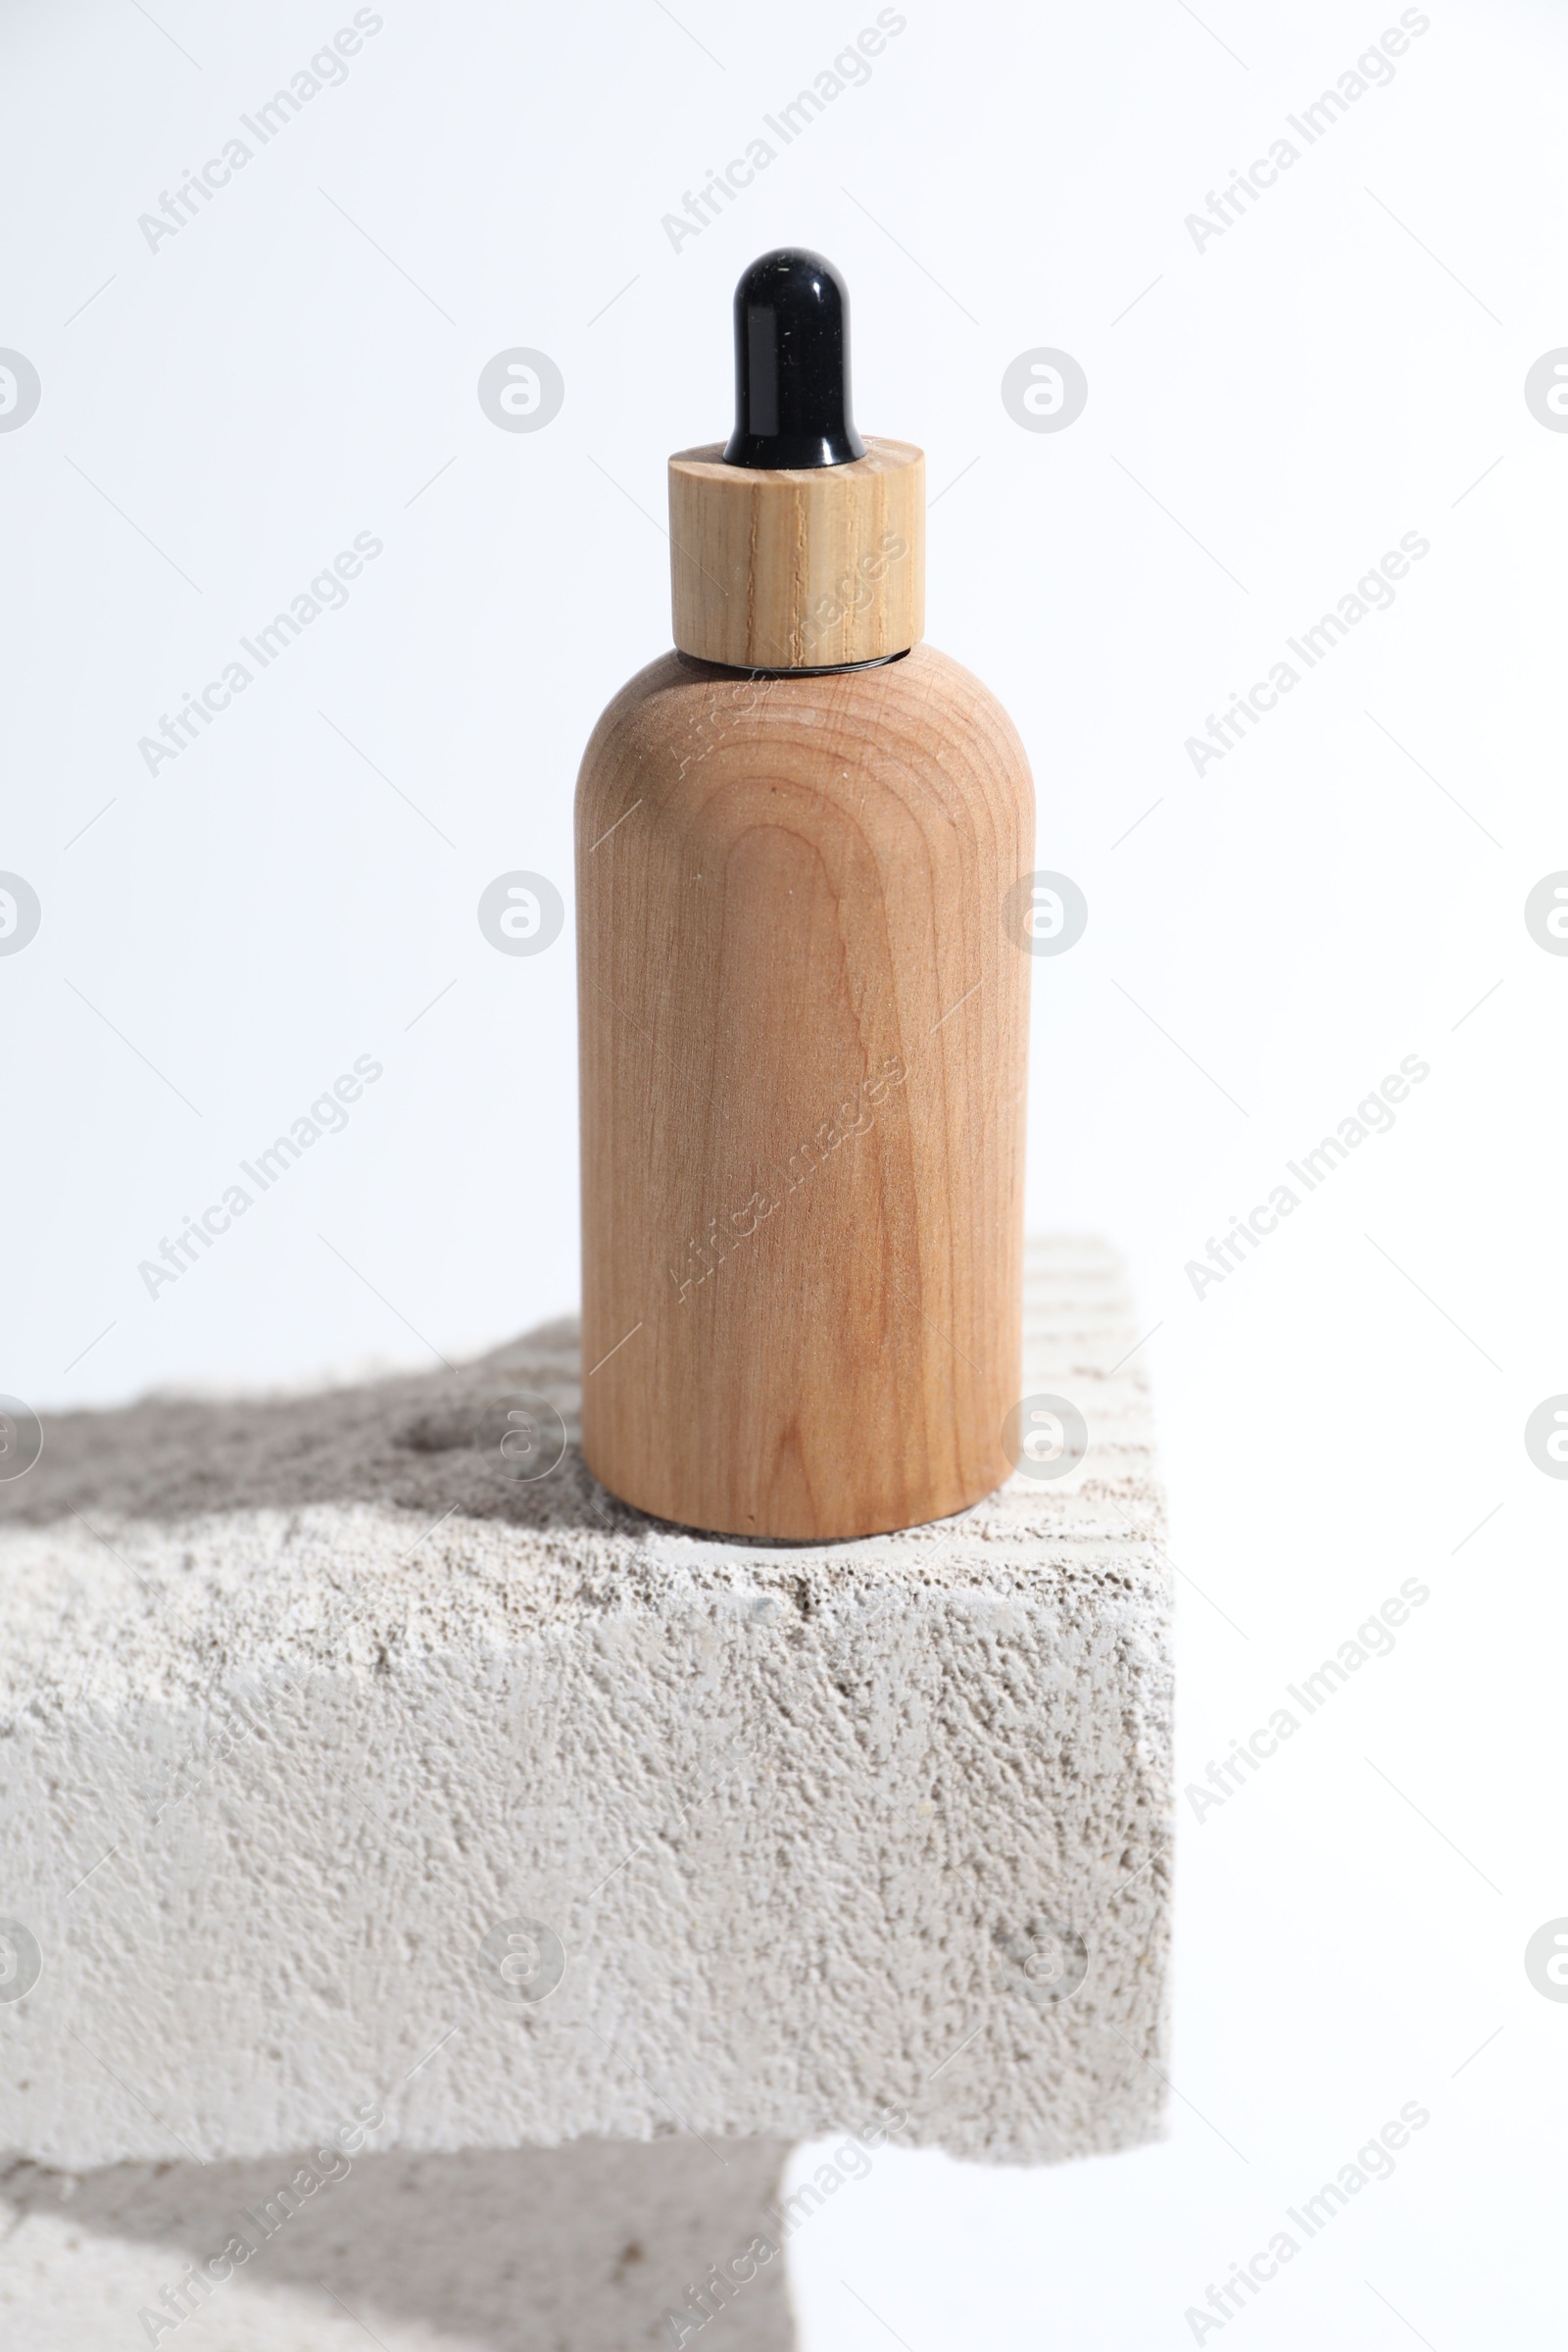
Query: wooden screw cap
[{"left": 667, "top": 437, "right": 926, "bottom": 671}]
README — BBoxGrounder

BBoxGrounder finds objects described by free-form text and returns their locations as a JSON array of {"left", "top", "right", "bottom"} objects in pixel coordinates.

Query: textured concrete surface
[{"left": 0, "top": 1235, "right": 1171, "bottom": 2207}]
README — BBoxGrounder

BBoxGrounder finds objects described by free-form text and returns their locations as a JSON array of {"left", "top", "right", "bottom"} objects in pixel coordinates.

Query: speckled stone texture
[{"left": 0, "top": 1235, "right": 1170, "bottom": 2230}]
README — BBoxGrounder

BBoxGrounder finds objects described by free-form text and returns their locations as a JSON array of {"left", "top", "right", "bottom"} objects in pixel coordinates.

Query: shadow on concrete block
[{"left": 0, "top": 2136, "right": 794, "bottom": 2350}]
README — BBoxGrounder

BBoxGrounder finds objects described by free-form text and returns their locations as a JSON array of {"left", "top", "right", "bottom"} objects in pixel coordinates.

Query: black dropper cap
[{"left": 722, "top": 248, "right": 867, "bottom": 470}]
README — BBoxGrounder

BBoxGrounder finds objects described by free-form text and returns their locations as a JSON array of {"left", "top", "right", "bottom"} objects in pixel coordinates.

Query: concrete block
[{"left": 0, "top": 1236, "right": 1171, "bottom": 2194}]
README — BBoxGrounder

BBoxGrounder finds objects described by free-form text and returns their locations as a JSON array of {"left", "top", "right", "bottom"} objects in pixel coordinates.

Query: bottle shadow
[{"left": 0, "top": 1318, "right": 643, "bottom": 1540}]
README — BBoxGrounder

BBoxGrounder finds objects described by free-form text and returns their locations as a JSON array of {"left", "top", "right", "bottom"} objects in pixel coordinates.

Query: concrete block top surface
[{"left": 0, "top": 1236, "right": 1173, "bottom": 2174}]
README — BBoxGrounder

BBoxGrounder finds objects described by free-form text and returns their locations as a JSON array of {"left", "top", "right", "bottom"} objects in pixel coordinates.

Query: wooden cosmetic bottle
[{"left": 576, "top": 248, "right": 1033, "bottom": 1541}]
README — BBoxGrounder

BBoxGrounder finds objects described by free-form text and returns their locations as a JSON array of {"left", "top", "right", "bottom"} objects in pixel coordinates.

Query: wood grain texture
[
  {"left": 668, "top": 438, "right": 923, "bottom": 671},
  {"left": 575, "top": 642, "right": 1033, "bottom": 1540}
]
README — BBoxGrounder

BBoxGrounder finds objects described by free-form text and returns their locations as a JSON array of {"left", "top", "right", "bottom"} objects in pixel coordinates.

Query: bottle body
[{"left": 575, "top": 642, "right": 1033, "bottom": 1541}]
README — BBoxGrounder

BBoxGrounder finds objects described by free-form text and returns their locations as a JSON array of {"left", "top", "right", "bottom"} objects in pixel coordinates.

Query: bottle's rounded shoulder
[
  {"left": 880, "top": 641, "right": 1032, "bottom": 777},
  {"left": 576, "top": 642, "right": 1031, "bottom": 816},
  {"left": 575, "top": 651, "right": 702, "bottom": 795}
]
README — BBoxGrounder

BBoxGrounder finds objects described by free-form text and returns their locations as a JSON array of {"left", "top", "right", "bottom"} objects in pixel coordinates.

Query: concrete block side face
[
  {"left": 0, "top": 2137, "right": 797, "bottom": 2352},
  {"left": 0, "top": 1237, "right": 1171, "bottom": 2173}
]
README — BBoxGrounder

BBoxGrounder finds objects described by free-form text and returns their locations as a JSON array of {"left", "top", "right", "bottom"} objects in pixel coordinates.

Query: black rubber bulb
[{"left": 722, "top": 247, "right": 867, "bottom": 469}]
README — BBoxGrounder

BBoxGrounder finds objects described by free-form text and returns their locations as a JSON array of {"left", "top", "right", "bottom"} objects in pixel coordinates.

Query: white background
[{"left": 4, "top": 0, "right": 1567, "bottom": 2342}]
